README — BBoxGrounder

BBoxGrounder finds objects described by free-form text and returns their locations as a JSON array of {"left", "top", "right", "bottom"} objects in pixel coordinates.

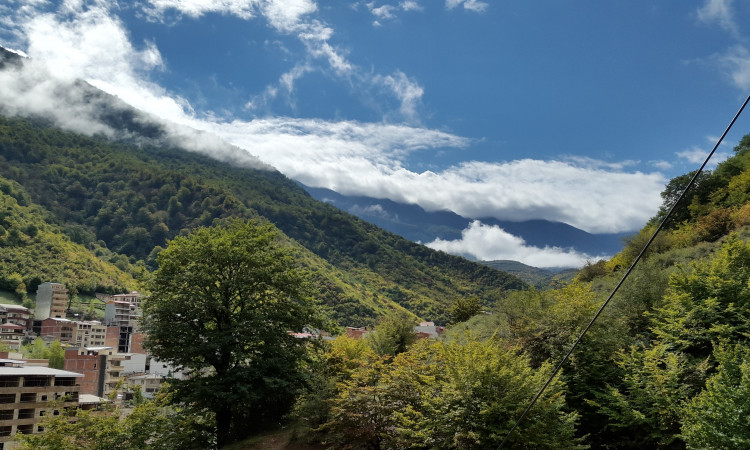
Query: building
[
  {"left": 103, "top": 300, "right": 142, "bottom": 353},
  {"left": 39, "top": 318, "right": 74, "bottom": 344},
  {"left": 0, "top": 358, "right": 81, "bottom": 448},
  {"left": 0, "top": 325, "right": 25, "bottom": 351},
  {"left": 414, "top": 322, "right": 445, "bottom": 338},
  {"left": 110, "top": 292, "right": 142, "bottom": 309},
  {"left": 63, "top": 347, "right": 131, "bottom": 398},
  {"left": 345, "top": 327, "right": 370, "bottom": 339},
  {"left": 125, "top": 373, "right": 163, "bottom": 399},
  {"left": 34, "top": 283, "right": 68, "bottom": 321},
  {"left": 0, "top": 305, "right": 30, "bottom": 330},
  {"left": 71, "top": 321, "right": 107, "bottom": 348}
]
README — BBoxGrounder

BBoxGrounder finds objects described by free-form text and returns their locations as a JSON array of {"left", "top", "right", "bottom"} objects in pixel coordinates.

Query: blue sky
[{"left": 1, "top": 0, "right": 750, "bottom": 266}]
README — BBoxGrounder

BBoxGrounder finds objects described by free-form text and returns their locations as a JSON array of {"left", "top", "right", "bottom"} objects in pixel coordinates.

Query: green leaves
[
  {"left": 143, "top": 219, "right": 323, "bottom": 446},
  {"left": 316, "top": 336, "right": 583, "bottom": 449}
]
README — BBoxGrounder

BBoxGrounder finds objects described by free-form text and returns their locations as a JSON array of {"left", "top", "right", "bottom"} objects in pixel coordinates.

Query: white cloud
[
  {"left": 426, "top": 221, "right": 603, "bottom": 268},
  {"left": 0, "top": 0, "right": 665, "bottom": 242},
  {"left": 651, "top": 160, "right": 673, "bottom": 171},
  {"left": 374, "top": 70, "right": 424, "bottom": 122},
  {"left": 143, "top": 0, "right": 261, "bottom": 20},
  {"left": 696, "top": 0, "right": 738, "bottom": 35},
  {"left": 371, "top": 4, "right": 397, "bottom": 20},
  {"left": 445, "top": 0, "right": 488, "bottom": 13},
  {"left": 400, "top": 1, "right": 422, "bottom": 12},
  {"left": 197, "top": 118, "right": 664, "bottom": 233},
  {"left": 714, "top": 45, "right": 750, "bottom": 90},
  {"left": 676, "top": 146, "right": 731, "bottom": 167}
]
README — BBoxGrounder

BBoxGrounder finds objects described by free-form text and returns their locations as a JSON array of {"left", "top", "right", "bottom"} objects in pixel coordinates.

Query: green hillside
[
  {"left": 0, "top": 175, "right": 138, "bottom": 299},
  {"left": 445, "top": 133, "right": 750, "bottom": 447},
  {"left": 0, "top": 116, "right": 524, "bottom": 325}
]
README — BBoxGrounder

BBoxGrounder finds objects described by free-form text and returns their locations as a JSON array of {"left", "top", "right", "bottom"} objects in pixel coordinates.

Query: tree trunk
[{"left": 216, "top": 404, "right": 233, "bottom": 448}]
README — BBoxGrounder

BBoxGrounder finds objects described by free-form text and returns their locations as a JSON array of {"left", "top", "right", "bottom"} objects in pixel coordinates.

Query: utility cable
[{"left": 498, "top": 93, "right": 750, "bottom": 449}]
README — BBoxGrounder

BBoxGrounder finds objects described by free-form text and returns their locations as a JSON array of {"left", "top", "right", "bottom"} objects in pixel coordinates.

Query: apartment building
[
  {"left": 38, "top": 318, "right": 74, "bottom": 344},
  {"left": 0, "top": 306, "right": 30, "bottom": 331},
  {"left": 63, "top": 347, "right": 131, "bottom": 398},
  {"left": 71, "top": 321, "right": 107, "bottom": 348},
  {"left": 0, "top": 359, "right": 81, "bottom": 448},
  {"left": 34, "top": 283, "right": 68, "bottom": 321},
  {"left": 0, "top": 325, "right": 25, "bottom": 351},
  {"left": 104, "top": 299, "right": 142, "bottom": 353},
  {"left": 110, "top": 292, "right": 142, "bottom": 309}
]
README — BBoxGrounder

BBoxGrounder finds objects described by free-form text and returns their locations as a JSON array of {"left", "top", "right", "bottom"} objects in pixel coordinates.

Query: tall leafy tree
[{"left": 142, "top": 219, "right": 323, "bottom": 446}]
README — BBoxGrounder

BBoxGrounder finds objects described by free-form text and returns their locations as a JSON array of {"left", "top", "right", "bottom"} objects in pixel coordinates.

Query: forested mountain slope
[
  {"left": 439, "top": 133, "right": 750, "bottom": 447},
  {"left": 0, "top": 116, "right": 525, "bottom": 325},
  {"left": 0, "top": 175, "right": 137, "bottom": 297}
]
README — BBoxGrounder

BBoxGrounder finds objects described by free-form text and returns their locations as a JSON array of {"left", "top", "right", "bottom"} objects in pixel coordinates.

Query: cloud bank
[{"left": 426, "top": 221, "right": 605, "bottom": 268}]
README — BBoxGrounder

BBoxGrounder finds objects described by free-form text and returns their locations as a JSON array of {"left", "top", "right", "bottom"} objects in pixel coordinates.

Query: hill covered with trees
[{"left": 0, "top": 115, "right": 524, "bottom": 325}]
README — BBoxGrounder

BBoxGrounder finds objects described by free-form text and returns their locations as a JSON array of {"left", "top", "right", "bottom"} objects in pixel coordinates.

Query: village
[{"left": 0, "top": 282, "right": 449, "bottom": 447}]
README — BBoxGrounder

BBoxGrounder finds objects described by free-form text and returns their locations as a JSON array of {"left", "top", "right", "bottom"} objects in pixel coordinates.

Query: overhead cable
[{"left": 498, "top": 93, "right": 750, "bottom": 449}]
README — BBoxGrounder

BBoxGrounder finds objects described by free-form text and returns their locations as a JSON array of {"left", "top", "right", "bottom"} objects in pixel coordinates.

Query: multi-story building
[
  {"left": 110, "top": 292, "right": 142, "bottom": 309},
  {"left": 0, "top": 305, "right": 30, "bottom": 331},
  {"left": 71, "top": 321, "right": 107, "bottom": 348},
  {"left": 0, "top": 325, "right": 25, "bottom": 351},
  {"left": 39, "top": 318, "right": 75, "bottom": 344},
  {"left": 63, "top": 347, "right": 131, "bottom": 398},
  {"left": 34, "top": 283, "right": 68, "bottom": 321},
  {"left": 0, "top": 358, "right": 81, "bottom": 448},
  {"left": 104, "top": 299, "right": 142, "bottom": 353}
]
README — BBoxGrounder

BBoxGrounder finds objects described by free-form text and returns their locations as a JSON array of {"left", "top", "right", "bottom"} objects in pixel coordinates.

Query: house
[
  {"left": 414, "top": 321, "right": 445, "bottom": 338},
  {"left": 0, "top": 358, "right": 82, "bottom": 447},
  {"left": 125, "top": 373, "right": 163, "bottom": 399},
  {"left": 345, "top": 327, "right": 370, "bottom": 339}
]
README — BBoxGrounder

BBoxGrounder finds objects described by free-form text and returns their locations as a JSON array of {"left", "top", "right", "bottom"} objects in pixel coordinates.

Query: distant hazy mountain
[
  {"left": 480, "top": 260, "right": 578, "bottom": 288},
  {"left": 302, "top": 185, "right": 629, "bottom": 258}
]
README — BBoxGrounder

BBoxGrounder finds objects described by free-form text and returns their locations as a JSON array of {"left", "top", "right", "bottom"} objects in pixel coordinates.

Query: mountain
[
  {"left": 302, "top": 185, "right": 629, "bottom": 257},
  {"left": 481, "top": 260, "right": 577, "bottom": 288},
  {"left": 0, "top": 47, "right": 526, "bottom": 326}
]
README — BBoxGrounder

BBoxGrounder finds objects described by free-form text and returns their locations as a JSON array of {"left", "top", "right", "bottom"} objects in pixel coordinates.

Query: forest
[{"left": 0, "top": 116, "right": 524, "bottom": 325}]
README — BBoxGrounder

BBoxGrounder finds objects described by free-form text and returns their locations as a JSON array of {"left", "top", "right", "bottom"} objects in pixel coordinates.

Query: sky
[{"left": 1, "top": 0, "right": 750, "bottom": 266}]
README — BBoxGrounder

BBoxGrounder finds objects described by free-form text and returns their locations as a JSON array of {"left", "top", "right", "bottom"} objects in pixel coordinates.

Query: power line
[{"left": 498, "top": 93, "right": 750, "bottom": 449}]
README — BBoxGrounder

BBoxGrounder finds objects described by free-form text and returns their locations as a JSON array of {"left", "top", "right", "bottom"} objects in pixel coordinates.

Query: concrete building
[
  {"left": 0, "top": 325, "right": 25, "bottom": 351},
  {"left": 63, "top": 347, "right": 131, "bottom": 398},
  {"left": 111, "top": 292, "right": 142, "bottom": 309},
  {"left": 125, "top": 373, "right": 163, "bottom": 399},
  {"left": 103, "top": 300, "right": 142, "bottom": 353},
  {"left": 71, "top": 321, "right": 107, "bottom": 348},
  {"left": 34, "top": 283, "right": 68, "bottom": 321},
  {"left": 0, "top": 359, "right": 81, "bottom": 448}
]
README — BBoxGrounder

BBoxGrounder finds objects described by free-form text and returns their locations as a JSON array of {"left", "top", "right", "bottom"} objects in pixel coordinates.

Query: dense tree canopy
[{"left": 142, "top": 219, "right": 324, "bottom": 447}]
